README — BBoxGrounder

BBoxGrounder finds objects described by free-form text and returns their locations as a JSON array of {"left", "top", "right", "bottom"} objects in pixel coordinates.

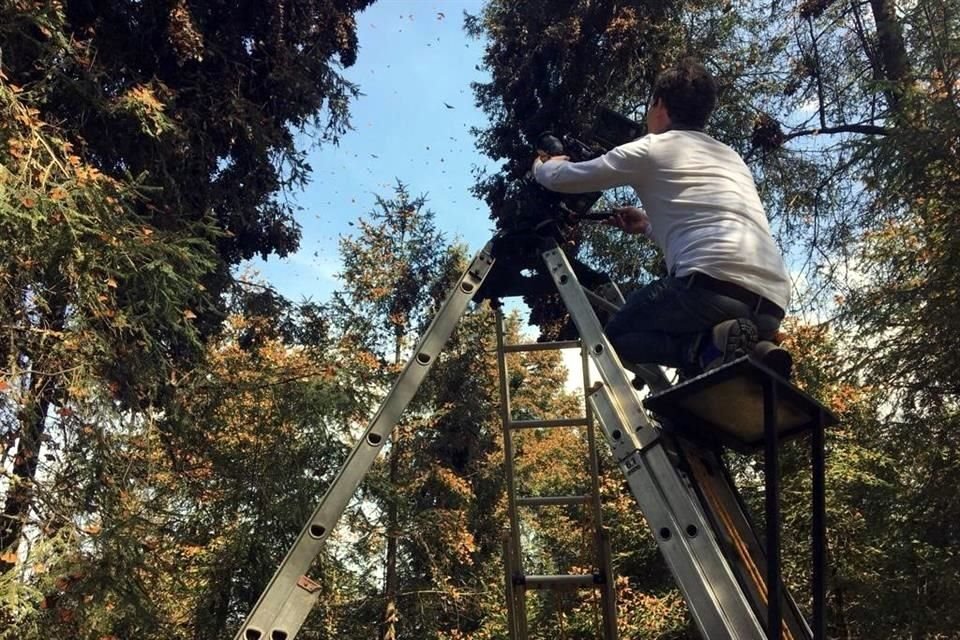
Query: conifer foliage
[
  {"left": 0, "top": 0, "right": 373, "bottom": 633},
  {"left": 2, "top": 1, "right": 960, "bottom": 638}
]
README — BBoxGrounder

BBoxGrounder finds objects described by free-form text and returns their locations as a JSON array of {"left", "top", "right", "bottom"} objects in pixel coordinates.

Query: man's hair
[{"left": 651, "top": 58, "right": 718, "bottom": 129}]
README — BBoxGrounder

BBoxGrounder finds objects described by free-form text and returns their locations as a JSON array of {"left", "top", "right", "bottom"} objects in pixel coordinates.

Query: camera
[
  {"left": 502, "top": 107, "right": 644, "bottom": 234},
  {"left": 478, "top": 108, "right": 644, "bottom": 303},
  {"left": 539, "top": 108, "right": 645, "bottom": 166}
]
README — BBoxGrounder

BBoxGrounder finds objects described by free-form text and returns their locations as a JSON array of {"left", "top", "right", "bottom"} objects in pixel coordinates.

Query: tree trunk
[
  {"left": 0, "top": 378, "right": 54, "bottom": 571},
  {"left": 1, "top": 300, "right": 66, "bottom": 573},
  {"left": 381, "top": 336, "right": 404, "bottom": 640},
  {"left": 381, "top": 433, "right": 400, "bottom": 640},
  {"left": 868, "top": 0, "right": 911, "bottom": 113}
]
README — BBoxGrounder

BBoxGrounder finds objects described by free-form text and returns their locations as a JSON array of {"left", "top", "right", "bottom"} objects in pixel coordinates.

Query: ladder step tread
[
  {"left": 517, "top": 573, "right": 603, "bottom": 589},
  {"left": 516, "top": 495, "right": 592, "bottom": 506},
  {"left": 508, "top": 417, "right": 588, "bottom": 429},
  {"left": 501, "top": 340, "right": 581, "bottom": 353}
]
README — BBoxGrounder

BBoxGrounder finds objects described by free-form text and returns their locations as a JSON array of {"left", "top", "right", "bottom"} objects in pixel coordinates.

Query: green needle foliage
[
  {"left": 1, "top": 0, "right": 374, "bottom": 633},
  {"left": 2, "top": 0, "right": 960, "bottom": 638}
]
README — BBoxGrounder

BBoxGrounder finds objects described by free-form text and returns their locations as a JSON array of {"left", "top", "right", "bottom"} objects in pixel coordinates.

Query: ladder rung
[
  {"left": 501, "top": 340, "right": 581, "bottom": 353},
  {"left": 517, "top": 574, "right": 602, "bottom": 589},
  {"left": 508, "top": 417, "right": 588, "bottom": 430},
  {"left": 516, "top": 495, "right": 592, "bottom": 507}
]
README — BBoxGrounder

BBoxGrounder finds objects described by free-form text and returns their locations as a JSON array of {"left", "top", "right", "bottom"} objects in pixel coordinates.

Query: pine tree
[{"left": 0, "top": 0, "right": 374, "bottom": 582}]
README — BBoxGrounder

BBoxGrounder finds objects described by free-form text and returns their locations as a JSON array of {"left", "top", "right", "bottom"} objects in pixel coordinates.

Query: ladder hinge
[
  {"left": 296, "top": 575, "right": 322, "bottom": 594},
  {"left": 621, "top": 450, "right": 642, "bottom": 473}
]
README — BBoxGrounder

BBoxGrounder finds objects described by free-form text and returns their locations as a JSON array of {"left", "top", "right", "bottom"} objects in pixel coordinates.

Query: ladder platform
[{"left": 644, "top": 356, "right": 837, "bottom": 452}]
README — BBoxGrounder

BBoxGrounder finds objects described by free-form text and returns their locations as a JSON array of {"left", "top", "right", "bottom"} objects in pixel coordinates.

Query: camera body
[
  {"left": 539, "top": 108, "right": 645, "bottom": 165},
  {"left": 516, "top": 107, "right": 644, "bottom": 230},
  {"left": 480, "top": 109, "right": 644, "bottom": 302}
]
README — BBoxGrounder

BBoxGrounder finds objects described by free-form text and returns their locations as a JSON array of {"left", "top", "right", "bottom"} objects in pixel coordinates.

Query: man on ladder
[
  {"left": 234, "top": 57, "right": 834, "bottom": 640},
  {"left": 533, "top": 57, "right": 792, "bottom": 379}
]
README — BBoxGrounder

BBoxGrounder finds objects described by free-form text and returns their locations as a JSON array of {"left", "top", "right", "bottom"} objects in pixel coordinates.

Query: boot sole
[{"left": 721, "top": 319, "right": 758, "bottom": 363}]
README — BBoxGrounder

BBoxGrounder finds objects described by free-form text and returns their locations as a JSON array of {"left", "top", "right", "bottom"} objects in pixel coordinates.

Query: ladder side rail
[
  {"left": 494, "top": 308, "right": 528, "bottom": 640},
  {"left": 581, "top": 340, "right": 619, "bottom": 640},
  {"left": 542, "top": 244, "right": 766, "bottom": 640},
  {"left": 588, "top": 387, "right": 766, "bottom": 640},
  {"left": 494, "top": 309, "right": 525, "bottom": 579},
  {"left": 581, "top": 339, "right": 607, "bottom": 551},
  {"left": 235, "top": 243, "right": 496, "bottom": 640},
  {"left": 502, "top": 534, "right": 522, "bottom": 640}
]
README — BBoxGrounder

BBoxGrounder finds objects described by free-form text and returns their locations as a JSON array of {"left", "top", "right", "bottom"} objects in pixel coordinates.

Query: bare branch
[{"left": 784, "top": 123, "right": 892, "bottom": 142}]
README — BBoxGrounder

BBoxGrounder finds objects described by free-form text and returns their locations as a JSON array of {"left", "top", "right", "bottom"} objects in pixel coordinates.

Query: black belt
[{"left": 680, "top": 272, "right": 785, "bottom": 320}]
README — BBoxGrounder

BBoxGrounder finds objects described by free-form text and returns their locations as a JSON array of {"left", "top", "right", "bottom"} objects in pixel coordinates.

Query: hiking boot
[
  {"left": 754, "top": 340, "right": 793, "bottom": 379},
  {"left": 701, "top": 318, "right": 758, "bottom": 372}
]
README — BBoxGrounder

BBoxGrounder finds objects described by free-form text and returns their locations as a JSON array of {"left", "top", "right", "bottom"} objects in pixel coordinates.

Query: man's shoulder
[
  {"left": 662, "top": 130, "right": 747, "bottom": 160},
  {"left": 606, "top": 135, "right": 654, "bottom": 164},
  {"left": 658, "top": 129, "right": 722, "bottom": 144},
  {"left": 615, "top": 134, "right": 653, "bottom": 152}
]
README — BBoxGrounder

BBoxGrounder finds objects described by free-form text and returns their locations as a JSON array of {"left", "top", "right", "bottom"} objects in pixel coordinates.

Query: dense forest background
[{"left": 1, "top": 0, "right": 958, "bottom": 638}]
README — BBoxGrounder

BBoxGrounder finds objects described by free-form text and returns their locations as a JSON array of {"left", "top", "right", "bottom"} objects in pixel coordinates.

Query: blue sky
[{"left": 245, "top": 1, "right": 498, "bottom": 303}]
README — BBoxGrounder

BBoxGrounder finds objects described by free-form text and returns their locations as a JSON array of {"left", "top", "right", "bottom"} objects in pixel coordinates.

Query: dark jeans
[{"left": 605, "top": 276, "right": 781, "bottom": 371}]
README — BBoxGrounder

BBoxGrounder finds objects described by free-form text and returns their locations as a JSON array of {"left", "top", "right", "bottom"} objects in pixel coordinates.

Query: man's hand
[
  {"left": 604, "top": 206, "right": 650, "bottom": 235},
  {"left": 532, "top": 153, "right": 570, "bottom": 172}
]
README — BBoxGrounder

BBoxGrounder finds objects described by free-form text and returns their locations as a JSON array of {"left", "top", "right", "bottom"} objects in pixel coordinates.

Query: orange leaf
[
  {"left": 106, "top": 278, "right": 118, "bottom": 289},
  {"left": 0, "top": 550, "right": 17, "bottom": 564},
  {"left": 183, "top": 309, "right": 197, "bottom": 320},
  {"left": 0, "top": 380, "right": 10, "bottom": 392}
]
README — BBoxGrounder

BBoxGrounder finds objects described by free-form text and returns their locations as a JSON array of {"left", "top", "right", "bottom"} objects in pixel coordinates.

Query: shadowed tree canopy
[
  {"left": 465, "top": 0, "right": 683, "bottom": 232},
  {"left": 0, "top": 0, "right": 373, "bottom": 579},
  {"left": 465, "top": 0, "right": 737, "bottom": 337},
  {"left": 2, "top": 0, "right": 373, "bottom": 288}
]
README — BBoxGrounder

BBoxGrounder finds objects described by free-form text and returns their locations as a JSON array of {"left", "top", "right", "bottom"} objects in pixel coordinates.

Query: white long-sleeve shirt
[{"left": 533, "top": 130, "right": 791, "bottom": 310}]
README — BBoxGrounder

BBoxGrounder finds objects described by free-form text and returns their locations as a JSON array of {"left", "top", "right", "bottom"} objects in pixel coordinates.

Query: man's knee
[
  {"left": 604, "top": 305, "right": 633, "bottom": 339},
  {"left": 607, "top": 331, "right": 626, "bottom": 355},
  {"left": 755, "top": 314, "right": 781, "bottom": 341}
]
